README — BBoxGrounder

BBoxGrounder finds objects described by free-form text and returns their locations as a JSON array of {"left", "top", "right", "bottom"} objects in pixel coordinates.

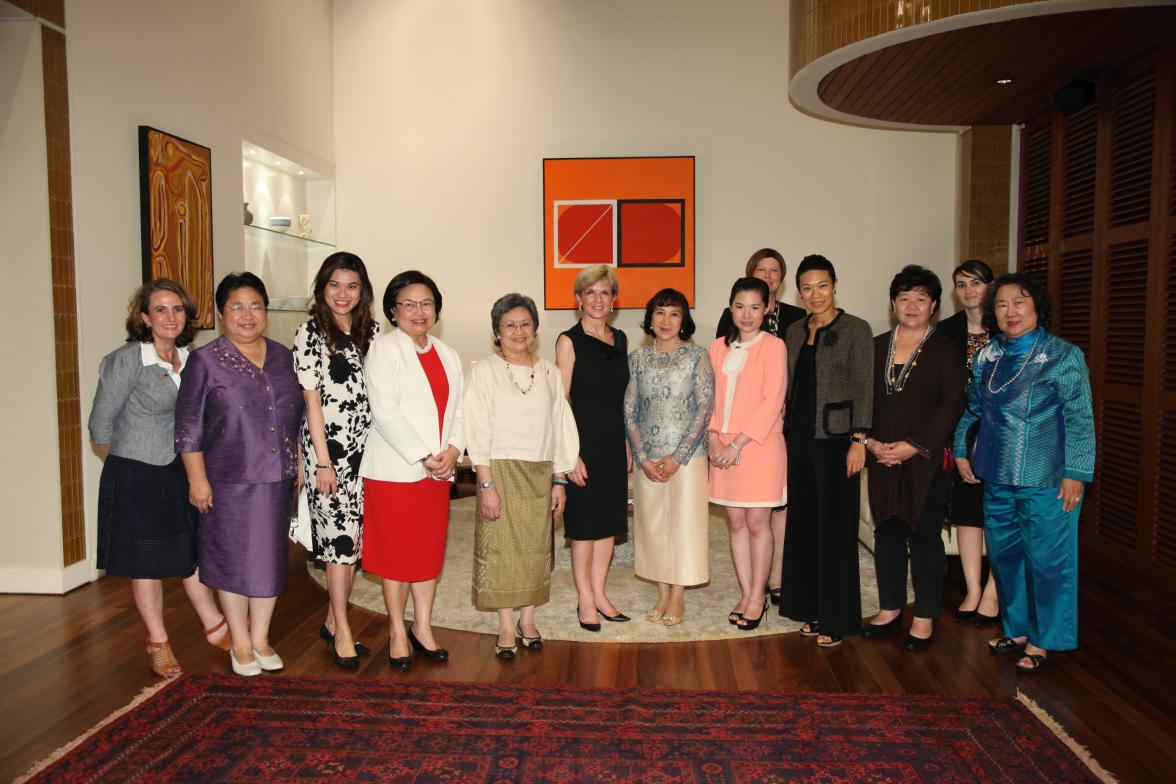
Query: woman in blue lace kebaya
[
  {"left": 624, "top": 289, "right": 714, "bottom": 626},
  {"left": 953, "top": 273, "right": 1095, "bottom": 674}
]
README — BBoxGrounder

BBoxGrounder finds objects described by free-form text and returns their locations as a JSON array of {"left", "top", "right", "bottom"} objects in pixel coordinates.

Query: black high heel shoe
[
  {"left": 597, "top": 608, "right": 631, "bottom": 622},
  {"left": 319, "top": 624, "right": 371, "bottom": 657},
  {"left": 973, "top": 612, "right": 1000, "bottom": 627},
  {"left": 388, "top": 649, "right": 413, "bottom": 670},
  {"left": 577, "top": 611, "right": 601, "bottom": 632},
  {"left": 903, "top": 631, "right": 933, "bottom": 651},
  {"left": 329, "top": 638, "right": 359, "bottom": 670},
  {"left": 407, "top": 625, "right": 449, "bottom": 662},
  {"left": 736, "top": 597, "right": 769, "bottom": 631}
]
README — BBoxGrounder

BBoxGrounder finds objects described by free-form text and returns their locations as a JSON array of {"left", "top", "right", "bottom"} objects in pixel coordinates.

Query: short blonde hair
[{"left": 573, "top": 264, "right": 619, "bottom": 299}]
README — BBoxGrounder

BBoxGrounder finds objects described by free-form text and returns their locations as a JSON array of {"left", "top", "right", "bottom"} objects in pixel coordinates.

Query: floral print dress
[{"left": 294, "top": 319, "right": 377, "bottom": 564}]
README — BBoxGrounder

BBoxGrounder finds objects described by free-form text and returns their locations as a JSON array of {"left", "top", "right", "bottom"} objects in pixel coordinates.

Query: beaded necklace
[
  {"left": 986, "top": 333, "right": 1042, "bottom": 394},
  {"left": 884, "top": 324, "right": 934, "bottom": 395},
  {"left": 499, "top": 351, "right": 537, "bottom": 395}
]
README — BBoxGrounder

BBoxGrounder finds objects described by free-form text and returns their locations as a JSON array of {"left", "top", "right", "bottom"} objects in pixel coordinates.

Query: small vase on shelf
[
  {"left": 243, "top": 202, "right": 254, "bottom": 226},
  {"left": 297, "top": 214, "right": 312, "bottom": 239}
]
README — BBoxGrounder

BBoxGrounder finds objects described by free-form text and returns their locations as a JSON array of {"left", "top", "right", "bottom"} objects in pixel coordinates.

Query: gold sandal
[
  {"left": 146, "top": 639, "right": 182, "bottom": 678},
  {"left": 662, "top": 613, "right": 684, "bottom": 627},
  {"left": 204, "top": 618, "right": 232, "bottom": 651},
  {"left": 645, "top": 607, "right": 665, "bottom": 622}
]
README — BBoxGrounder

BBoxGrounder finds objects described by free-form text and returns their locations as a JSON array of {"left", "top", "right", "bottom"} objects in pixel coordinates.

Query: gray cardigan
[
  {"left": 88, "top": 341, "right": 185, "bottom": 466},
  {"left": 784, "top": 310, "right": 874, "bottom": 439}
]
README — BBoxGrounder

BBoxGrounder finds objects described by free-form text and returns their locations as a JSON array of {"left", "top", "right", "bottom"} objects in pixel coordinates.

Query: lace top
[{"left": 623, "top": 344, "right": 715, "bottom": 466}]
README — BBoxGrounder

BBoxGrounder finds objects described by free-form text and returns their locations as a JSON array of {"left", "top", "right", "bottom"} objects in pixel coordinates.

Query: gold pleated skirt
[
  {"left": 633, "top": 456, "right": 710, "bottom": 586},
  {"left": 473, "top": 459, "right": 554, "bottom": 610}
]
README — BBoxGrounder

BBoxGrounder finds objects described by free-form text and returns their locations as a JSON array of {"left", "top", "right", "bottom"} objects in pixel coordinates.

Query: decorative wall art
[
  {"left": 543, "top": 156, "right": 694, "bottom": 309},
  {"left": 139, "top": 126, "right": 215, "bottom": 328}
]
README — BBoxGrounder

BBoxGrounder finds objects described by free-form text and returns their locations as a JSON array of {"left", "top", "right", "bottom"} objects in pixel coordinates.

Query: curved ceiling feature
[{"left": 789, "top": 0, "right": 1176, "bottom": 131}]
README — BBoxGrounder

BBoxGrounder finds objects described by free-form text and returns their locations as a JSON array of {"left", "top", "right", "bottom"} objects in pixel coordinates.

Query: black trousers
[
  {"left": 779, "top": 436, "right": 862, "bottom": 638},
  {"left": 873, "top": 469, "right": 947, "bottom": 619}
]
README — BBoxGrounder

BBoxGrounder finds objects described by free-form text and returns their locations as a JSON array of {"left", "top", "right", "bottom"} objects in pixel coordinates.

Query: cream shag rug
[{"left": 308, "top": 496, "right": 901, "bottom": 643}]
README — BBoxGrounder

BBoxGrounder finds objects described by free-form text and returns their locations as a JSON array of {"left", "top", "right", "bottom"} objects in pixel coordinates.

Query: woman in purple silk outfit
[{"left": 175, "top": 272, "right": 305, "bottom": 677}]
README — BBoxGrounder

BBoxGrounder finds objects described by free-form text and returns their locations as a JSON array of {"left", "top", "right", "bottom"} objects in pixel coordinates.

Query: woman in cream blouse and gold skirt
[{"left": 463, "top": 293, "right": 579, "bottom": 659}]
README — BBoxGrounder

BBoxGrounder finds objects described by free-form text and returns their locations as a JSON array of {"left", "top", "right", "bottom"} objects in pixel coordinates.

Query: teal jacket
[{"left": 953, "top": 328, "right": 1095, "bottom": 487}]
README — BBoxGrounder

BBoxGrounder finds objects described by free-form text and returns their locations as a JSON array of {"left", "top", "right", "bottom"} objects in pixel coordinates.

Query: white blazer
[{"left": 359, "top": 328, "right": 466, "bottom": 482}]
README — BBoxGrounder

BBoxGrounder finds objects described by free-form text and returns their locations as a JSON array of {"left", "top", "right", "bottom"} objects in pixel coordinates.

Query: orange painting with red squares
[{"left": 543, "top": 156, "right": 694, "bottom": 309}]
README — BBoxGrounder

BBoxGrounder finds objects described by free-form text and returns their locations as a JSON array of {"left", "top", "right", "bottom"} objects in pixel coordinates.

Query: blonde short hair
[{"left": 573, "top": 264, "right": 619, "bottom": 299}]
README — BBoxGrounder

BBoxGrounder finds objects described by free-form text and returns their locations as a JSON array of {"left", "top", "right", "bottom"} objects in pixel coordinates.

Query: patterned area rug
[
  {"left": 21, "top": 674, "right": 1115, "bottom": 783},
  {"left": 308, "top": 496, "right": 901, "bottom": 643}
]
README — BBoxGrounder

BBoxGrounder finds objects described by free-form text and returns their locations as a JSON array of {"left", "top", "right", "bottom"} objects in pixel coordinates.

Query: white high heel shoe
[{"left": 253, "top": 648, "right": 284, "bottom": 672}]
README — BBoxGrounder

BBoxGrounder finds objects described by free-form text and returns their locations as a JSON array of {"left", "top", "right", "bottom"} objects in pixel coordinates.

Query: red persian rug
[{"left": 23, "top": 674, "right": 1113, "bottom": 783}]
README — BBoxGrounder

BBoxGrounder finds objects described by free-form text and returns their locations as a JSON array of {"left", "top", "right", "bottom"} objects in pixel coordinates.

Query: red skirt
[{"left": 362, "top": 477, "right": 451, "bottom": 581}]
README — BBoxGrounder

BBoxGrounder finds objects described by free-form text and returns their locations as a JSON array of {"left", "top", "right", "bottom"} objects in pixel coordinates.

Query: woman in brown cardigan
[{"left": 860, "top": 266, "right": 965, "bottom": 650}]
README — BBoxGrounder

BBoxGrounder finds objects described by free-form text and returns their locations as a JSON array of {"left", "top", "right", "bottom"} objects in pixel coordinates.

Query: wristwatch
[
  {"left": 850, "top": 435, "right": 869, "bottom": 446},
  {"left": 479, "top": 480, "right": 496, "bottom": 489}
]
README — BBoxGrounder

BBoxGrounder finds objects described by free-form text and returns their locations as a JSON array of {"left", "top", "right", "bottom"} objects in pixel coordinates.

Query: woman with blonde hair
[{"left": 555, "top": 265, "right": 631, "bottom": 631}]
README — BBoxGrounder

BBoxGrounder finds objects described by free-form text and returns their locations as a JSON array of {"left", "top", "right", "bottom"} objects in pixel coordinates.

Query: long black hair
[{"left": 310, "top": 252, "right": 377, "bottom": 356}]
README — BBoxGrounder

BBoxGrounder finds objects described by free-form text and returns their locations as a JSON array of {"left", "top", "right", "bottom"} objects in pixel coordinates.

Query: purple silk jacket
[{"left": 174, "top": 336, "right": 304, "bottom": 482}]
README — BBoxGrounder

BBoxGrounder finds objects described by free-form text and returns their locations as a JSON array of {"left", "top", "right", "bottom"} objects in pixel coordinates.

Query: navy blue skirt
[{"left": 97, "top": 455, "right": 198, "bottom": 579}]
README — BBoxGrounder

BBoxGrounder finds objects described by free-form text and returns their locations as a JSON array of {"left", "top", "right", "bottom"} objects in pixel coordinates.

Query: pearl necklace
[
  {"left": 499, "top": 351, "right": 537, "bottom": 395},
  {"left": 884, "top": 325, "right": 934, "bottom": 395},
  {"left": 986, "top": 333, "right": 1042, "bottom": 394}
]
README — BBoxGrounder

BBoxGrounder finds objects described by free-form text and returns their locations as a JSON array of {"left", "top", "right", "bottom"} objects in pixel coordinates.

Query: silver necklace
[
  {"left": 499, "top": 352, "right": 536, "bottom": 394},
  {"left": 884, "top": 325, "right": 934, "bottom": 395},
  {"left": 986, "top": 333, "right": 1042, "bottom": 394}
]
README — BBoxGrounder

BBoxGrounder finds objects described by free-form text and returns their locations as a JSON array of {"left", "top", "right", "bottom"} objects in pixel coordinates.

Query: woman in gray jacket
[
  {"left": 777, "top": 255, "right": 874, "bottom": 647},
  {"left": 89, "top": 279, "right": 229, "bottom": 678}
]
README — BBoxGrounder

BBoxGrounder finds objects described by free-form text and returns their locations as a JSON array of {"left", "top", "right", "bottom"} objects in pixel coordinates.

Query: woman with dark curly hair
[
  {"left": 89, "top": 279, "right": 231, "bottom": 678},
  {"left": 294, "top": 252, "right": 379, "bottom": 669},
  {"left": 953, "top": 273, "right": 1095, "bottom": 674}
]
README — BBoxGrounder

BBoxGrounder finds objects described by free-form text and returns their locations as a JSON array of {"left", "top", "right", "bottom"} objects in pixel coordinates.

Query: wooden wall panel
[
  {"left": 958, "top": 125, "right": 1012, "bottom": 274},
  {"left": 1019, "top": 44, "right": 1176, "bottom": 592}
]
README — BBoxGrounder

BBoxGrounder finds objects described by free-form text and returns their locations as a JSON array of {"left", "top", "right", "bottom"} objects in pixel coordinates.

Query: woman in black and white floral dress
[{"left": 295, "top": 252, "right": 379, "bottom": 669}]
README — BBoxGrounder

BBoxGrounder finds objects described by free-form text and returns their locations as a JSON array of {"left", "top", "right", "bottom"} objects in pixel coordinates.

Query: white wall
[
  {"left": 0, "top": 21, "right": 65, "bottom": 592},
  {"left": 333, "top": 0, "right": 959, "bottom": 364},
  {"left": 63, "top": 0, "right": 334, "bottom": 587}
]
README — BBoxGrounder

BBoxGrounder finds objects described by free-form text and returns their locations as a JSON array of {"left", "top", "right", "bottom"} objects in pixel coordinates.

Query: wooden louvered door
[{"left": 1017, "top": 45, "right": 1175, "bottom": 592}]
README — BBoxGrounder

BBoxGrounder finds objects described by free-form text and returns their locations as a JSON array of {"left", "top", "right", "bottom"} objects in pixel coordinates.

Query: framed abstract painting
[
  {"left": 543, "top": 156, "right": 694, "bottom": 309},
  {"left": 139, "top": 126, "right": 215, "bottom": 328}
]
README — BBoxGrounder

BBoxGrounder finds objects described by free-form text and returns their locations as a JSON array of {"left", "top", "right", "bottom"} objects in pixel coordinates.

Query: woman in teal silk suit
[{"left": 953, "top": 273, "right": 1095, "bottom": 674}]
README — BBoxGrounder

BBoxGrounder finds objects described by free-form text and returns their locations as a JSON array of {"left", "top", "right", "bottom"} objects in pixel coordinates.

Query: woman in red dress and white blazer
[{"left": 360, "top": 270, "right": 465, "bottom": 669}]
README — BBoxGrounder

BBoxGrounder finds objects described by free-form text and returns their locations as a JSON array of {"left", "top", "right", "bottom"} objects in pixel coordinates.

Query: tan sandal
[
  {"left": 662, "top": 613, "right": 683, "bottom": 627},
  {"left": 204, "top": 618, "right": 232, "bottom": 651},
  {"left": 645, "top": 607, "right": 665, "bottom": 622},
  {"left": 146, "top": 639, "right": 182, "bottom": 678}
]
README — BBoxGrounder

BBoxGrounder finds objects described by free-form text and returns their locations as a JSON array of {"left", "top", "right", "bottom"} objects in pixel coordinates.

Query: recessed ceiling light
[
  {"left": 248, "top": 149, "right": 255, "bottom": 155},
  {"left": 996, "top": 78, "right": 1013, "bottom": 85},
  {"left": 274, "top": 160, "right": 282, "bottom": 165},
  {"left": 298, "top": 170, "right": 304, "bottom": 175}
]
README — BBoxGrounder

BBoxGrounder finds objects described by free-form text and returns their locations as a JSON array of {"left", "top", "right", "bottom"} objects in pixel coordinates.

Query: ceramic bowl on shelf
[
  {"left": 268, "top": 297, "right": 288, "bottom": 310},
  {"left": 269, "top": 216, "right": 292, "bottom": 233},
  {"left": 286, "top": 295, "right": 312, "bottom": 311}
]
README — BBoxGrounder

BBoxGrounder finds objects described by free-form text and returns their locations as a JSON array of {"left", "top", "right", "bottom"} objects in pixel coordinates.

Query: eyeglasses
[
  {"left": 226, "top": 302, "right": 266, "bottom": 314},
  {"left": 396, "top": 299, "right": 436, "bottom": 312}
]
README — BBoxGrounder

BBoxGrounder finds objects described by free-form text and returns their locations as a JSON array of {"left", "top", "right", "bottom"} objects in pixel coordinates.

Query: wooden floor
[{"left": 2, "top": 547, "right": 1173, "bottom": 782}]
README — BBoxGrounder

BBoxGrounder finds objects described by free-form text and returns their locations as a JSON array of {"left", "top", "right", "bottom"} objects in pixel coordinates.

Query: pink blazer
[{"left": 707, "top": 333, "right": 788, "bottom": 444}]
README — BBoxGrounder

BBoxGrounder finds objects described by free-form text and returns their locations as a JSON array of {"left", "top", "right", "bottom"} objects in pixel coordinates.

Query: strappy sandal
[
  {"left": 1015, "top": 653, "right": 1048, "bottom": 674},
  {"left": 816, "top": 635, "right": 843, "bottom": 648},
  {"left": 662, "top": 612, "right": 684, "bottom": 627},
  {"left": 146, "top": 639, "right": 182, "bottom": 678},
  {"left": 988, "top": 636, "right": 1027, "bottom": 655},
  {"left": 799, "top": 621, "right": 820, "bottom": 637},
  {"left": 204, "top": 618, "right": 232, "bottom": 651},
  {"left": 646, "top": 607, "right": 666, "bottom": 622}
]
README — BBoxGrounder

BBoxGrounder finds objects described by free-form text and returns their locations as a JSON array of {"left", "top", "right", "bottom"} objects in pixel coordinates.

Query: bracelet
[
  {"left": 552, "top": 476, "right": 569, "bottom": 486},
  {"left": 314, "top": 464, "right": 333, "bottom": 471},
  {"left": 479, "top": 480, "right": 496, "bottom": 489},
  {"left": 731, "top": 442, "right": 743, "bottom": 452}
]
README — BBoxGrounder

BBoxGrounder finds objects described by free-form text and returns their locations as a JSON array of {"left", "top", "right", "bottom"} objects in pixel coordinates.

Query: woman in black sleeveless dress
[{"left": 556, "top": 265, "right": 631, "bottom": 631}]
